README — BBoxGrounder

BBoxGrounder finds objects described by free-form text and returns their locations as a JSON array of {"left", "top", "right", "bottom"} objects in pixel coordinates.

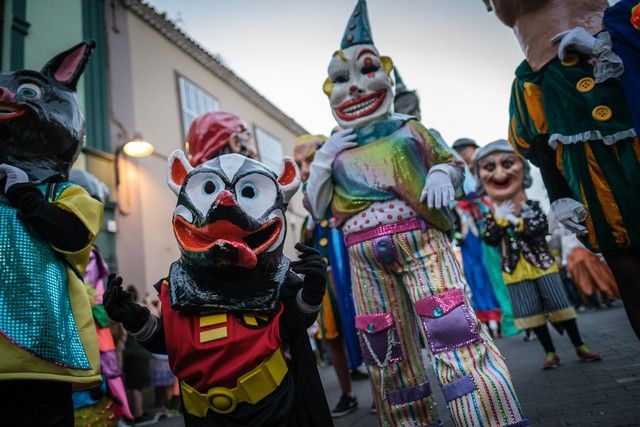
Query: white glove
[
  {"left": 0, "top": 164, "right": 29, "bottom": 193},
  {"left": 420, "top": 170, "right": 455, "bottom": 209},
  {"left": 318, "top": 129, "right": 357, "bottom": 157},
  {"left": 551, "top": 27, "right": 597, "bottom": 61},
  {"left": 494, "top": 200, "right": 519, "bottom": 225},
  {"left": 549, "top": 198, "right": 588, "bottom": 235}
]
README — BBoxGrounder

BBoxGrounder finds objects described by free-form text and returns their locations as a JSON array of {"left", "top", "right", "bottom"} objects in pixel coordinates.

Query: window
[
  {"left": 255, "top": 127, "right": 284, "bottom": 172},
  {"left": 178, "top": 75, "right": 220, "bottom": 139}
]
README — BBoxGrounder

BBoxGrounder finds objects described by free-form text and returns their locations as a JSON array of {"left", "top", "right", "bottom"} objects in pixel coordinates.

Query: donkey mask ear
[
  {"left": 167, "top": 150, "right": 193, "bottom": 195},
  {"left": 41, "top": 40, "right": 96, "bottom": 91}
]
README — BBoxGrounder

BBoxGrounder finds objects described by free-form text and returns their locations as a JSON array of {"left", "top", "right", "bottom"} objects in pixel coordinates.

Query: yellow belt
[{"left": 181, "top": 348, "right": 288, "bottom": 417}]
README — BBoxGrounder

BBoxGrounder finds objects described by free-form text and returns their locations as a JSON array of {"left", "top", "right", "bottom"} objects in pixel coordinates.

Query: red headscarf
[{"left": 187, "top": 111, "right": 248, "bottom": 166}]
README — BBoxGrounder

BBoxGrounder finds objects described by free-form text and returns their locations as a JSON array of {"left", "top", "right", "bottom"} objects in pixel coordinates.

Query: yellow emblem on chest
[{"left": 199, "top": 313, "right": 228, "bottom": 343}]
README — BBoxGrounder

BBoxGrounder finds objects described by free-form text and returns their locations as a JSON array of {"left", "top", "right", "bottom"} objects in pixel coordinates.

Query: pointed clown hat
[
  {"left": 393, "top": 67, "right": 408, "bottom": 95},
  {"left": 341, "top": 0, "right": 374, "bottom": 49}
]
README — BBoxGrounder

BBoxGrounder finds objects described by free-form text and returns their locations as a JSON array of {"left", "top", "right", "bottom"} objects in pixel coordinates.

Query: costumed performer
[
  {"left": 484, "top": 0, "right": 640, "bottom": 339},
  {"left": 104, "top": 151, "right": 333, "bottom": 426},
  {"left": 453, "top": 138, "right": 519, "bottom": 337},
  {"left": 295, "top": 134, "right": 365, "bottom": 418},
  {"left": 0, "top": 41, "right": 104, "bottom": 427},
  {"left": 306, "top": 2, "right": 527, "bottom": 426},
  {"left": 186, "top": 111, "right": 258, "bottom": 166},
  {"left": 70, "top": 170, "right": 134, "bottom": 425},
  {"left": 475, "top": 140, "right": 602, "bottom": 369}
]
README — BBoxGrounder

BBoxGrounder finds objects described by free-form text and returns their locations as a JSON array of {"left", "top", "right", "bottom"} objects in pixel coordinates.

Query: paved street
[{"left": 156, "top": 305, "right": 639, "bottom": 426}]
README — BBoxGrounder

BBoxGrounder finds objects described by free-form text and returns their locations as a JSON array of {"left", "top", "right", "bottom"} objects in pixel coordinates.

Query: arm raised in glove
[
  {"left": 551, "top": 27, "right": 597, "bottom": 61},
  {"left": 306, "top": 129, "right": 357, "bottom": 220},
  {"left": 103, "top": 274, "right": 166, "bottom": 353},
  {"left": 103, "top": 274, "right": 150, "bottom": 332},
  {"left": 1, "top": 164, "right": 90, "bottom": 252},
  {"left": 420, "top": 164, "right": 461, "bottom": 209},
  {"left": 493, "top": 200, "right": 520, "bottom": 226},
  {"left": 548, "top": 198, "right": 588, "bottom": 235},
  {"left": 289, "top": 243, "right": 327, "bottom": 315}
]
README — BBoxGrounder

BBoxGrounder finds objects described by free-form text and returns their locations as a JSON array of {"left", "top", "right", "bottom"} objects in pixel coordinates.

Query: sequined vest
[{"left": 0, "top": 183, "right": 90, "bottom": 369}]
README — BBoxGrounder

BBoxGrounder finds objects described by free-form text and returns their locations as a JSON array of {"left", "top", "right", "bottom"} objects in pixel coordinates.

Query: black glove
[
  {"left": 103, "top": 273, "right": 149, "bottom": 332},
  {"left": 290, "top": 243, "right": 326, "bottom": 306}
]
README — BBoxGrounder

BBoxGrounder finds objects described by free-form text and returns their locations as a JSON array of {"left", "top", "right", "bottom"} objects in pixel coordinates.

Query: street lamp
[
  {"left": 121, "top": 132, "right": 154, "bottom": 157},
  {"left": 114, "top": 132, "right": 154, "bottom": 187}
]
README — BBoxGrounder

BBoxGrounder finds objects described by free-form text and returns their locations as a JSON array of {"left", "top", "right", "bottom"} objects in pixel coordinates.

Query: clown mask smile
[
  {"left": 477, "top": 152, "right": 525, "bottom": 203},
  {"left": 326, "top": 45, "right": 393, "bottom": 129}
]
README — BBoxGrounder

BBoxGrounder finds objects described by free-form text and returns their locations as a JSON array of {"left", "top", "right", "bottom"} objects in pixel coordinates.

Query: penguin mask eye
[
  {"left": 235, "top": 173, "right": 277, "bottom": 219},
  {"left": 184, "top": 172, "right": 225, "bottom": 218}
]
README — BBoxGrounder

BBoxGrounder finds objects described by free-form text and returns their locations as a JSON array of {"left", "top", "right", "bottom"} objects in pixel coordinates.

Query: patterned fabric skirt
[{"left": 507, "top": 272, "right": 577, "bottom": 329}]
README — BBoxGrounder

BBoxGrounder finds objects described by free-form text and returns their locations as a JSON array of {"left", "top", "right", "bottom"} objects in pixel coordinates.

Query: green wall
[{"left": 24, "top": 0, "right": 85, "bottom": 106}]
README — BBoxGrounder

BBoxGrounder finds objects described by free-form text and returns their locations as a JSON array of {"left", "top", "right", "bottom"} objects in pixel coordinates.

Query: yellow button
[
  {"left": 320, "top": 219, "right": 329, "bottom": 228},
  {"left": 319, "top": 237, "right": 328, "bottom": 246},
  {"left": 561, "top": 53, "right": 579, "bottom": 66},
  {"left": 576, "top": 77, "right": 595, "bottom": 93},
  {"left": 592, "top": 105, "right": 613, "bottom": 122}
]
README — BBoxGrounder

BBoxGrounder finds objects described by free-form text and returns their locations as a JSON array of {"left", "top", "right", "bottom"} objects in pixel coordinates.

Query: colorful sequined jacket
[
  {"left": 0, "top": 182, "right": 103, "bottom": 384},
  {"left": 508, "top": 54, "right": 640, "bottom": 253},
  {"left": 329, "top": 114, "right": 463, "bottom": 231},
  {"left": 481, "top": 200, "right": 554, "bottom": 275}
]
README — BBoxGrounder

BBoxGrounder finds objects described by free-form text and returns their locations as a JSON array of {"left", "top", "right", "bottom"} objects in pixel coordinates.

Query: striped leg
[
  {"left": 349, "top": 239, "right": 440, "bottom": 427},
  {"left": 395, "top": 228, "right": 527, "bottom": 427}
]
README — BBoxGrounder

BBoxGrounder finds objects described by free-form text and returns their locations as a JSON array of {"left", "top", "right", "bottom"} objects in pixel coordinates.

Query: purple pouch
[
  {"left": 355, "top": 313, "right": 403, "bottom": 366},
  {"left": 100, "top": 350, "right": 121, "bottom": 378},
  {"left": 415, "top": 289, "right": 480, "bottom": 353}
]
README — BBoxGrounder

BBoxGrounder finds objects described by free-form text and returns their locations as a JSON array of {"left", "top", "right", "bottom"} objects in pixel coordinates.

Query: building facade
[
  {"left": 0, "top": 0, "right": 310, "bottom": 296},
  {"left": 107, "top": 0, "right": 309, "bottom": 294},
  {"left": 0, "top": 0, "right": 117, "bottom": 267}
]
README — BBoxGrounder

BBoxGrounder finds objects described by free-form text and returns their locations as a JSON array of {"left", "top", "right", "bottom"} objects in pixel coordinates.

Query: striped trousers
[
  {"left": 506, "top": 272, "right": 577, "bottom": 330},
  {"left": 348, "top": 226, "right": 527, "bottom": 427}
]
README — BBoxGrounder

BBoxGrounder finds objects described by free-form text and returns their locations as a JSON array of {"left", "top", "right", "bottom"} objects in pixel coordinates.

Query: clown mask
[
  {"left": 477, "top": 151, "right": 526, "bottom": 204},
  {"left": 168, "top": 151, "right": 300, "bottom": 272},
  {"left": 326, "top": 45, "right": 394, "bottom": 129}
]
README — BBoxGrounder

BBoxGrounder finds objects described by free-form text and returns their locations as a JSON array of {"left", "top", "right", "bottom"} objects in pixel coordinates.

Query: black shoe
[
  {"left": 350, "top": 368, "right": 369, "bottom": 381},
  {"left": 332, "top": 394, "right": 358, "bottom": 418},
  {"left": 133, "top": 413, "right": 159, "bottom": 426}
]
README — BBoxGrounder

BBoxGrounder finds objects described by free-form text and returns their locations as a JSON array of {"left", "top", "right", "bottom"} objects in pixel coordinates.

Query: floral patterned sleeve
[{"left": 480, "top": 211, "right": 503, "bottom": 247}]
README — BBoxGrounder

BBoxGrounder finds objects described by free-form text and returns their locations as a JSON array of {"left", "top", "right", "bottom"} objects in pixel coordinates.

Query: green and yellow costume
[{"left": 509, "top": 54, "right": 640, "bottom": 253}]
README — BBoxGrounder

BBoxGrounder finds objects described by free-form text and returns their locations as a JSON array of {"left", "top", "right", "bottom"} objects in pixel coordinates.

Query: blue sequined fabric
[{"left": 0, "top": 183, "right": 90, "bottom": 369}]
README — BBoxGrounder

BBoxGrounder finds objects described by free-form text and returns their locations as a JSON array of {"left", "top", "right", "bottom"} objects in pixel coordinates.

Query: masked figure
[
  {"left": 69, "top": 170, "right": 133, "bottom": 426},
  {"left": 104, "top": 152, "right": 332, "bottom": 426},
  {"left": 186, "top": 111, "right": 257, "bottom": 166},
  {"left": 453, "top": 138, "right": 519, "bottom": 337},
  {"left": 306, "top": 2, "right": 527, "bottom": 426},
  {"left": 485, "top": 0, "right": 640, "bottom": 339},
  {"left": 476, "top": 140, "right": 601, "bottom": 369},
  {"left": 296, "top": 134, "right": 366, "bottom": 417},
  {"left": 0, "top": 42, "right": 105, "bottom": 426},
  {"left": 392, "top": 67, "right": 420, "bottom": 120}
]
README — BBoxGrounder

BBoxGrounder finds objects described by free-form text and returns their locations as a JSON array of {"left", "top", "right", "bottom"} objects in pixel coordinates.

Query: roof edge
[{"left": 122, "top": 0, "right": 308, "bottom": 136}]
